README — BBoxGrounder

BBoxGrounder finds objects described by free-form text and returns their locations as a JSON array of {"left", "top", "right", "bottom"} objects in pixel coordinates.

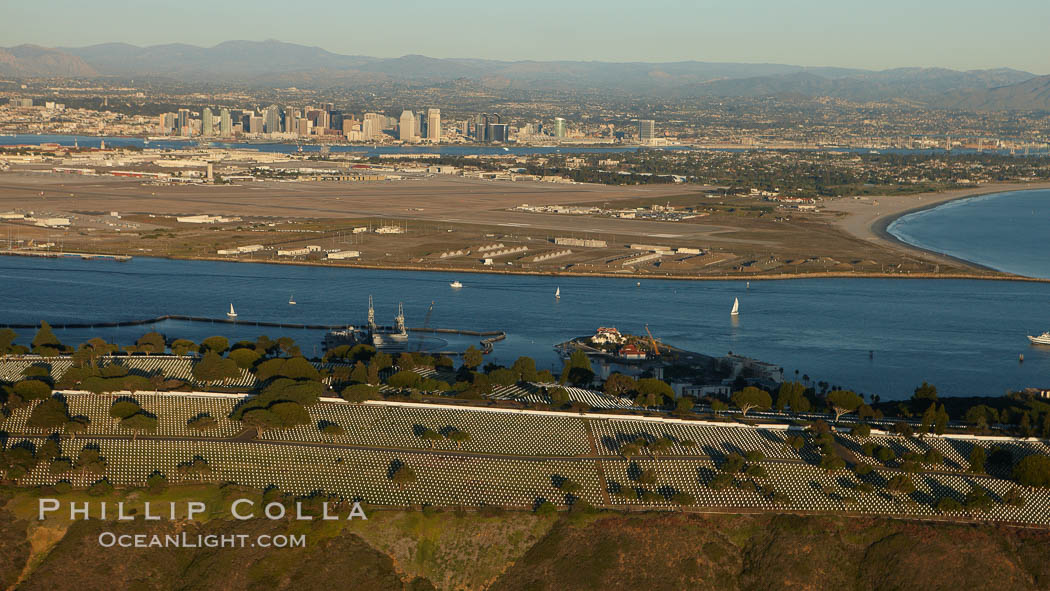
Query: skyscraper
[
  {"left": 638, "top": 119, "right": 656, "bottom": 145},
  {"left": 553, "top": 117, "right": 566, "bottom": 139},
  {"left": 177, "top": 109, "right": 190, "bottom": 136},
  {"left": 219, "top": 108, "right": 232, "bottom": 137},
  {"left": 399, "top": 110, "right": 417, "bottom": 142},
  {"left": 264, "top": 105, "right": 281, "bottom": 135},
  {"left": 201, "top": 108, "right": 214, "bottom": 137},
  {"left": 363, "top": 113, "right": 385, "bottom": 140},
  {"left": 426, "top": 108, "right": 441, "bottom": 142}
]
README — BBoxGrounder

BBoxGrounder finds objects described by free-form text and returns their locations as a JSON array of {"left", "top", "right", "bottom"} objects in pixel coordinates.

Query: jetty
[{"left": 0, "top": 250, "right": 131, "bottom": 262}]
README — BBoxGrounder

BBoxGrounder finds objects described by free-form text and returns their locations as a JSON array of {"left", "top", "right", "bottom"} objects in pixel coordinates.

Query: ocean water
[
  {"left": 2, "top": 256, "right": 1048, "bottom": 400},
  {"left": 888, "top": 188, "right": 1050, "bottom": 279}
]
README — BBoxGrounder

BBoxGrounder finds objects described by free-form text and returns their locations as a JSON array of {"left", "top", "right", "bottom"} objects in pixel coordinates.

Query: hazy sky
[{"left": 3, "top": 0, "right": 1048, "bottom": 73}]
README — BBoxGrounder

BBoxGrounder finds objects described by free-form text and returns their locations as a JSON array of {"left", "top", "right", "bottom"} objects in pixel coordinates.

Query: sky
[{"left": 2, "top": 0, "right": 1048, "bottom": 73}]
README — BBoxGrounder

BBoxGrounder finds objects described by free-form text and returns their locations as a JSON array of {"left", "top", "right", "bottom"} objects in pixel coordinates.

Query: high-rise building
[
  {"left": 249, "top": 115, "right": 264, "bottom": 134},
  {"left": 489, "top": 124, "right": 509, "bottom": 143},
  {"left": 363, "top": 113, "right": 384, "bottom": 140},
  {"left": 553, "top": 117, "right": 566, "bottom": 138},
  {"left": 159, "top": 113, "right": 175, "bottom": 135},
  {"left": 329, "top": 110, "right": 343, "bottom": 131},
  {"left": 177, "top": 109, "right": 191, "bottom": 136},
  {"left": 399, "top": 110, "right": 417, "bottom": 142},
  {"left": 219, "top": 108, "right": 232, "bottom": 137},
  {"left": 638, "top": 119, "right": 656, "bottom": 145},
  {"left": 264, "top": 105, "right": 281, "bottom": 134},
  {"left": 201, "top": 108, "right": 215, "bottom": 137},
  {"left": 426, "top": 108, "right": 441, "bottom": 142}
]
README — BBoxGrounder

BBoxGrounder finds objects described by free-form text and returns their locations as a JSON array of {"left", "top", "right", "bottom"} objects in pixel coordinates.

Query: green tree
[
  {"left": 826, "top": 390, "right": 863, "bottom": 422},
  {"left": 228, "top": 348, "right": 262, "bottom": 370},
  {"left": 268, "top": 401, "right": 312, "bottom": 428},
  {"left": 279, "top": 356, "right": 321, "bottom": 381},
  {"left": 200, "top": 336, "right": 230, "bottom": 355},
  {"left": 146, "top": 471, "right": 168, "bottom": 494},
  {"left": 731, "top": 387, "right": 772, "bottom": 416},
  {"left": 670, "top": 491, "right": 695, "bottom": 509},
  {"left": 634, "top": 378, "right": 673, "bottom": 408},
  {"left": 968, "top": 445, "right": 987, "bottom": 473},
  {"left": 776, "top": 381, "right": 810, "bottom": 412},
  {"left": 187, "top": 414, "right": 218, "bottom": 431},
  {"left": 388, "top": 370, "right": 423, "bottom": 390},
  {"left": 885, "top": 474, "right": 916, "bottom": 496},
  {"left": 0, "top": 328, "right": 17, "bottom": 355},
  {"left": 603, "top": 373, "right": 637, "bottom": 396},
  {"left": 556, "top": 478, "right": 582, "bottom": 493},
  {"left": 342, "top": 384, "right": 380, "bottom": 403},
  {"left": 28, "top": 397, "right": 70, "bottom": 430},
  {"left": 512, "top": 356, "right": 538, "bottom": 382},
  {"left": 31, "top": 321, "right": 64, "bottom": 355},
  {"left": 390, "top": 462, "right": 417, "bottom": 490},
  {"left": 446, "top": 429, "right": 471, "bottom": 448},
  {"left": 109, "top": 399, "right": 142, "bottom": 420},
  {"left": 192, "top": 351, "right": 241, "bottom": 385},
  {"left": 135, "top": 332, "right": 165, "bottom": 355},
  {"left": 171, "top": 339, "right": 198, "bottom": 356},
  {"left": 119, "top": 413, "right": 158, "bottom": 440},
  {"left": 1013, "top": 454, "right": 1050, "bottom": 487},
  {"left": 462, "top": 346, "right": 483, "bottom": 370},
  {"left": 320, "top": 422, "right": 346, "bottom": 442},
  {"left": 548, "top": 387, "right": 570, "bottom": 406},
  {"left": 913, "top": 381, "right": 938, "bottom": 401},
  {"left": 13, "top": 380, "right": 52, "bottom": 401}
]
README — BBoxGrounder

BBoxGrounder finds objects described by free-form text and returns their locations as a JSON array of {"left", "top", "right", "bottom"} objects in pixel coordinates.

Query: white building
[
  {"left": 426, "top": 108, "right": 441, "bottom": 142},
  {"left": 398, "top": 110, "right": 417, "bottom": 142},
  {"left": 327, "top": 250, "right": 361, "bottom": 260}
]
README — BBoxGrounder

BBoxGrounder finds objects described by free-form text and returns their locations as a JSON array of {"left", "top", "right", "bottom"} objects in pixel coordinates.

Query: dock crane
[
  {"left": 415, "top": 301, "right": 435, "bottom": 351},
  {"left": 644, "top": 324, "right": 660, "bottom": 356}
]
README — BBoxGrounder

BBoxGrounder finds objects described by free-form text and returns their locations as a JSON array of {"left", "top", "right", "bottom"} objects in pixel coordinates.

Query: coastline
[
  {"left": 150, "top": 254, "right": 1050, "bottom": 284},
  {"left": 830, "top": 181, "right": 1050, "bottom": 274}
]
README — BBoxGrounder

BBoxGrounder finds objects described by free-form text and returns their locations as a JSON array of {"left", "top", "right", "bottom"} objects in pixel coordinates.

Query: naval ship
[{"left": 323, "top": 296, "right": 409, "bottom": 353}]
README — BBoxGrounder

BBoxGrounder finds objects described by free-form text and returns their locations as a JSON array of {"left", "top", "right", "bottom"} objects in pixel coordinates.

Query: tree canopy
[{"left": 731, "top": 387, "right": 772, "bottom": 416}]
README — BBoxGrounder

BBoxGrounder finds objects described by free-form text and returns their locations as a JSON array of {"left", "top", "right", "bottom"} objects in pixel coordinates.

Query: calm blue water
[
  {"left": 1, "top": 256, "right": 1048, "bottom": 400},
  {"left": 889, "top": 189, "right": 1050, "bottom": 279}
]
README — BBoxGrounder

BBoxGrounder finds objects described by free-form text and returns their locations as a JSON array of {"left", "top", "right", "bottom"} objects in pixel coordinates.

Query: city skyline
[{"left": 2, "top": 0, "right": 1049, "bottom": 74}]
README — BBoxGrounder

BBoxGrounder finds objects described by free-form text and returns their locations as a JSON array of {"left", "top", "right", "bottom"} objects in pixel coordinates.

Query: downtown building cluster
[{"left": 153, "top": 102, "right": 657, "bottom": 145}]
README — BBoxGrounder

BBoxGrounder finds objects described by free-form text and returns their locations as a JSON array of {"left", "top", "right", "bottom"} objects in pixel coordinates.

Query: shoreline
[
  {"left": 110, "top": 253, "right": 1050, "bottom": 284},
  {"left": 832, "top": 181, "right": 1050, "bottom": 276}
]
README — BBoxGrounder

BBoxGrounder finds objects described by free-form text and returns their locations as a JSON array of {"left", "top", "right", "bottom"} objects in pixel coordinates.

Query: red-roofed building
[{"left": 618, "top": 344, "right": 646, "bottom": 360}]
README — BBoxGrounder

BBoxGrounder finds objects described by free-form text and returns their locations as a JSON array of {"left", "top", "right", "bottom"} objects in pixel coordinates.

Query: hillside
[
  {"left": 0, "top": 39, "right": 1042, "bottom": 106},
  {"left": 3, "top": 491, "right": 1050, "bottom": 591},
  {"left": 0, "top": 45, "right": 97, "bottom": 78},
  {"left": 940, "top": 74, "right": 1050, "bottom": 111}
]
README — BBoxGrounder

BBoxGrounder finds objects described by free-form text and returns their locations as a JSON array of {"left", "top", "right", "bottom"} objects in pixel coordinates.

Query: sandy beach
[{"left": 824, "top": 181, "right": 1050, "bottom": 270}]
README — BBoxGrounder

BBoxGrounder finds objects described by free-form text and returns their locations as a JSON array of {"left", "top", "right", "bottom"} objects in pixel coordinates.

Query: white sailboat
[
  {"left": 288, "top": 294, "right": 296, "bottom": 305},
  {"left": 730, "top": 298, "right": 739, "bottom": 316},
  {"left": 555, "top": 287, "right": 561, "bottom": 299},
  {"left": 227, "top": 303, "right": 238, "bottom": 318}
]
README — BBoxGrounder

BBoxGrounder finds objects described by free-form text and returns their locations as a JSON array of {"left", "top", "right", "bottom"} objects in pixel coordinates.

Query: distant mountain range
[{"left": 0, "top": 40, "right": 1046, "bottom": 109}]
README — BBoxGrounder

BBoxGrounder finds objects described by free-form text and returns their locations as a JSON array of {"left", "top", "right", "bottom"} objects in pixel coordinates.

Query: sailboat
[
  {"left": 555, "top": 287, "right": 561, "bottom": 299},
  {"left": 730, "top": 298, "right": 739, "bottom": 316},
  {"left": 288, "top": 294, "right": 296, "bottom": 305},
  {"left": 227, "top": 303, "right": 238, "bottom": 318}
]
